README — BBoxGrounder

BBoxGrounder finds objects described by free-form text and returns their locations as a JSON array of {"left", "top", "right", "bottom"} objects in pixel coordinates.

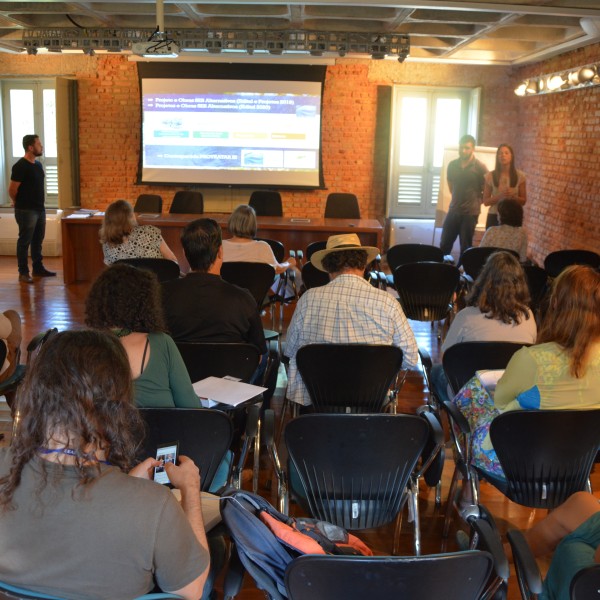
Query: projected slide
[{"left": 140, "top": 78, "right": 323, "bottom": 187}]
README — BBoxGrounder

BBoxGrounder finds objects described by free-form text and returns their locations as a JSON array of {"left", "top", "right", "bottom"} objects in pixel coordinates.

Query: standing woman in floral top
[
  {"left": 100, "top": 199, "right": 178, "bottom": 265},
  {"left": 483, "top": 143, "right": 527, "bottom": 229}
]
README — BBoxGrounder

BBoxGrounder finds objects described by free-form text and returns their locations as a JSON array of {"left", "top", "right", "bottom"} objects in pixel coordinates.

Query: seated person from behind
[
  {"left": 85, "top": 263, "right": 199, "bottom": 408},
  {"left": 100, "top": 199, "right": 178, "bottom": 265},
  {"left": 0, "top": 309, "right": 21, "bottom": 384},
  {"left": 514, "top": 491, "right": 600, "bottom": 600},
  {"left": 453, "top": 265, "right": 600, "bottom": 477},
  {"left": 0, "top": 330, "right": 209, "bottom": 600},
  {"left": 430, "top": 251, "right": 537, "bottom": 404},
  {"left": 162, "top": 218, "right": 267, "bottom": 370},
  {"left": 284, "top": 233, "right": 419, "bottom": 406},
  {"left": 223, "top": 204, "right": 296, "bottom": 274},
  {"left": 480, "top": 198, "right": 528, "bottom": 261}
]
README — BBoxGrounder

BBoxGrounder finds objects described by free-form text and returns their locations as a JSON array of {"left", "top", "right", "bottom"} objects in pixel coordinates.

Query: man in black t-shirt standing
[
  {"left": 9, "top": 134, "right": 56, "bottom": 283},
  {"left": 439, "top": 134, "right": 488, "bottom": 261}
]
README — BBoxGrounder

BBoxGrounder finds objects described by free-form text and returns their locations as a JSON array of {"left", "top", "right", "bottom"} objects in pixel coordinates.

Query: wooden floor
[{"left": 0, "top": 255, "right": 597, "bottom": 599}]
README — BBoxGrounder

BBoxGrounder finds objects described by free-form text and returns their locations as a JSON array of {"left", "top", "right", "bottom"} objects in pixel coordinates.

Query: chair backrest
[
  {"left": 570, "top": 564, "right": 600, "bottom": 600},
  {"left": 169, "top": 190, "right": 204, "bottom": 214},
  {"left": 255, "top": 237, "right": 285, "bottom": 263},
  {"left": 249, "top": 191, "right": 283, "bottom": 217},
  {"left": 386, "top": 243, "right": 444, "bottom": 272},
  {"left": 220, "top": 261, "right": 276, "bottom": 308},
  {"left": 296, "top": 344, "right": 403, "bottom": 413},
  {"left": 285, "top": 553, "right": 494, "bottom": 600},
  {"left": 393, "top": 262, "right": 459, "bottom": 322},
  {"left": 543, "top": 249, "right": 600, "bottom": 278},
  {"left": 522, "top": 264, "right": 549, "bottom": 312},
  {"left": 489, "top": 409, "right": 600, "bottom": 509},
  {"left": 305, "top": 240, "right": 327, "bottom": 260},
  {"left": 115, "top": 258, "right": 180, "bottom": 282},
  {"left": 175, "top": 342, "right": 260, "bottom": 384},
  {"left": 461, "top": 246, "right": 519, "bottom": 280},
  {"left": 284, "top": 414, "right": 429, "bottom": 529},
  {"left": 301, "top": 262, "right": 329, "bottom": 290},
  {"left": 324, "top": 193, "right": 360, "bottom": 219},
  {"left": 134, "top": 194, "right": 163, "bottom": 213},
  {"left": 139, "top": 408, "right": 233, "bottom": 492},
  {"left": 442, "top": 341, "right": 529, "bottom": 395}
]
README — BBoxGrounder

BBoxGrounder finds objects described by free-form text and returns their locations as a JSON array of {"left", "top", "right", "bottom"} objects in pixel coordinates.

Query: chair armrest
[
  {"left": 418, "top": 347, "right": 432, "bottom": 372},
  {"left": 470, "top": 517, "right": 510, "bottom": 583},
  {"left": 442, "top": 400, "right": 471, "bottom": 435},
  {"left": 263, "top": 409, "right": 288, "bottom": 514},
  {"left": 507, "top": 529, "right": 543, "bottom": 595}
]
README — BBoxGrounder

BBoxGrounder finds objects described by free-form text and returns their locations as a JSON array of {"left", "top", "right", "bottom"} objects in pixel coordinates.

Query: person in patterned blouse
[{"left": 100, "top": 199, "right": 178, "bottom": 265}]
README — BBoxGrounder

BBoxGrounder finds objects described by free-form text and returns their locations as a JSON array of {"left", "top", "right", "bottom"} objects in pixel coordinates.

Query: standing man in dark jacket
[
  {"left": 439, "top": 134, "right": 488, "bottom": 260},
  {"left": 9, "top": 134, "right": 55, "bottom": 283}
]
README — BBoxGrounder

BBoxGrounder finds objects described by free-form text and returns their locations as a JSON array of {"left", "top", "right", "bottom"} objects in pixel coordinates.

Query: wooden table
[{"left": 61, "top": 213, "right": 383, "bottom": 284}]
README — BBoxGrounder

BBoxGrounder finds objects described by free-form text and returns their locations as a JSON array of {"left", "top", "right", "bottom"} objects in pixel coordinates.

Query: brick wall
[
  {"left": 1, "top": 48, "right": 597, "bottom": 263},
  {"left": 510, "top": 44, "right": 600, "bottom": 265}
]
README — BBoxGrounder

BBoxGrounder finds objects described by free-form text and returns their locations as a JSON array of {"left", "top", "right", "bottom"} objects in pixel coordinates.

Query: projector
[{"left": 132, "top": 40, "right": 180, "bottom": 57}]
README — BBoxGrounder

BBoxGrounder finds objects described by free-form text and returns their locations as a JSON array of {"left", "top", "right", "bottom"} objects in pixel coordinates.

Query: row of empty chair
[{"left": 133, "top": 191, "right": 362, "bottom": 218}]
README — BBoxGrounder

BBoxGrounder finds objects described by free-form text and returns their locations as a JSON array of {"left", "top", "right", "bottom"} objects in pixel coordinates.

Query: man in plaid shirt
[{"left": 285, "top": 233, "right": 419, "bottom": 406}]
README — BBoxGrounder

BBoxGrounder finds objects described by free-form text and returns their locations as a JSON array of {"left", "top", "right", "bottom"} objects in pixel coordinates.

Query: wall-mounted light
[{"left": 515, "top": 61, "right": 600, "bottom": 96}]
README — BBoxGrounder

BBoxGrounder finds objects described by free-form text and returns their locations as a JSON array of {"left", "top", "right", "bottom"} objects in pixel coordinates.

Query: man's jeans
[
  {"left": 15, "top": 209, "right": 46, "bottom": 275},
  {"left": 439, "top": 211, "right": 478, "bottom": 259}
]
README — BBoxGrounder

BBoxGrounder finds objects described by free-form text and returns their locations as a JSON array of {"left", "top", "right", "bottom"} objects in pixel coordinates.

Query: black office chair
[
  {"left": 484, "top": 409, "right": 600, "bottom": 507},
  {"left": 283, "top": 413, "right": 443, "bottom": 555},
  {"left": 442, "top": 341, "right": 529, "bottom": 397},
  {"left": 220, "top": 262, "right": 275, "bottom": 309},
  {"left": 296, "top": 344, "right": 404, "bottom": 413},
  {"left": 300, "top": 261, "right": 329, "bottom": 290},
  {"left": 508, "top": 527, "right": 600, "bottom": 600},
  {"left": 175, "top": 342, "right": 260, "bottom": 384},
  {"left": 115, "top": 258, "right": 180, "bottom": 282},
  {"left": 393, "top": 261, "right": 460, "bottom": 339},
  {"left": 305, "top": 240, "right": 327, "bottom": 260},
  {"left": 324, "top": 193, "right": 360, "bottom": 219},
  {"left": 249, "top": 191, "right": 283, "bottom": 217},
  {"left": 139, "top": 408, "right": 233, "bottom": 492},
  {"left": 385, "top": 243, "right": 444, "bottom": 289},
  {"left": 460, "top": 246, "right": 519, "bottom": 282},
  {"left": 133, "top": 193, "right": 162, "bottom": 213},
  {"left": 169, "top": 190, "right": 204, "bottom": 214},
  {"left": 285, "top": 553, "right": 494, "bottom": 600},
  {"left": 544, "top": 249, "right": 600, "bottom": 278},
  {"left": 523, "top": 264, "right": 549, "bottom": 321}
]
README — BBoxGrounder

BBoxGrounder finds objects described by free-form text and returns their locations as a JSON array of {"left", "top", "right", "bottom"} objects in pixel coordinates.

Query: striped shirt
[{"left": 285, "top": 273, "right": 419, "bottom": 406}]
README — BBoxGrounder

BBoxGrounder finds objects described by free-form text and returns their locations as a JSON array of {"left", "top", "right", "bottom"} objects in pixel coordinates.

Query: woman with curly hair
[
  {"left": 85, "top": 263, "right": 199, "bottom": 408},
  {"left": 454, "top": 264, "right": 600, "bottom": 477},
  {"left": 100, "top": 199, "right": 177, "bottom": 265},
  {"left": 0, "top": 330, "right": 209, "bottom": 599}
]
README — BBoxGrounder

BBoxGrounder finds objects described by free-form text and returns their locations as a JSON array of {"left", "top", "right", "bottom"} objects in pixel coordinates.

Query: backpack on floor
[{"left": 220, "top": 488, "right": 372, "bottom": 599}]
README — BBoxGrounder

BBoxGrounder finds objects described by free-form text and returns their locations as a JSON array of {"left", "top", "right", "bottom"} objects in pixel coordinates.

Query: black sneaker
[
  {"left": 32, "top": 268, "right": 56, "bottom": 277},
  {"left": 18, "top": 274, "right": 34, "bottom": 284}
]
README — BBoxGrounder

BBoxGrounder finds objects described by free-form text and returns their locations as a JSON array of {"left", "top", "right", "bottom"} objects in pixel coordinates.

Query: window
[
  {"left": 387, "top": 86, "right": 480, "bottom": 218},
  {"left": 2, "top": 80, "right": 58, "bottom": 207}
]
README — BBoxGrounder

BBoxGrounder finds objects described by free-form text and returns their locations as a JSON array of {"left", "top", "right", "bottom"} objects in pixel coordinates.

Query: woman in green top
[{"left": 85, "top": 263, "right": 199, "bottom": 408}]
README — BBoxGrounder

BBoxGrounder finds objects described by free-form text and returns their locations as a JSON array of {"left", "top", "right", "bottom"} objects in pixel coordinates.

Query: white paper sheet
[{"left": 192, "top": 376, "right": 266, "bottom": 407}]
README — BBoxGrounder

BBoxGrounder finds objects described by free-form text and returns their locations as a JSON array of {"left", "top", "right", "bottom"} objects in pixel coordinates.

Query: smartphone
[{"left": 153, "top": 441, "right": 179, "bottom": 486}]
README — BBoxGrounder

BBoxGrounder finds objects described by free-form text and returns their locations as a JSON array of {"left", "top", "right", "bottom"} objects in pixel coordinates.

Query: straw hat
[{"left": 310, "top": 233, "right": 380, "bottom": 272}]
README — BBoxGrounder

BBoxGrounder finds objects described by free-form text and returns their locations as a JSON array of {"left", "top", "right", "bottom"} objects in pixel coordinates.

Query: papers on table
[
  {"left": 476, "top": 369, "right": 505, "bottom": 397},
  {"left": 192, "top": 376, "right": 266, "bottom": 408},
  {"left": 66, "top": 209, "right": 103, "bottom": 219}
]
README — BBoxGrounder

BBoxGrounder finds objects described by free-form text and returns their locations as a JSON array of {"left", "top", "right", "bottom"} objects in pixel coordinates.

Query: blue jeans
[
  {"left": 15, "top": 209, "right": 46, "bottom": 275},
  {"left": 440, "top": 211, "right": 478, "bottom": 258}
]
